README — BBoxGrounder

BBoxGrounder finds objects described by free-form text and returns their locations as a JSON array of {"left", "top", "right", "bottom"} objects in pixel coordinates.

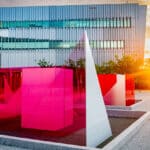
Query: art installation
[
  {"left": 2, "top": 32, "right": 141, "bottom": 147},
  {"left": 85, "top": 31, "right": 112, "bottom": 147},
  {"left": 21, "top": 31, "right": 112, "bottom": 147}
]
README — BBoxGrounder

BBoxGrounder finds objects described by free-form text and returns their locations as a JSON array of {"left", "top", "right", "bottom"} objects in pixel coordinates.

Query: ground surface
[
  {"left": 118, "top": 90, "right": 150, "bottom": 150},
  {"left": 98, "top": 117, "right": 136, "bottom": 148},
  {"left": 0, "top": 145, "right": 29, "bottom": 150},
  {"left": 119, "top": 118, "right": 150, "bottom": 150},
  {"left": 0, "top": 116, "right": 136, "bottom": 149},
  {"left": 0, "top": 90, "right": 150, "bottom": 149}
]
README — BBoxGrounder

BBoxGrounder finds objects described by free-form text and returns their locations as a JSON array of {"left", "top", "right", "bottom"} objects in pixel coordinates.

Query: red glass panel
[
  {"left": 0, "top": 68, "right": 21, "bottom": 119},
  {"left": 97, "top": 74, "right": 117, "bottom": 96},
  {"left": 126, "top": 74, "right": 135, "bottom": 106}
]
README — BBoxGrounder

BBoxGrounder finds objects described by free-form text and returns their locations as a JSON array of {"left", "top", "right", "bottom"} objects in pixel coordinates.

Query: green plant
[
  {"left": 115, "top": 55, "right": 141, "bottom": 74},
  {"left": 37, "top": 59, "right": 53, "bottom": 67},
  {"left": 97, "top": 60, "right": 116, "bottom": 74},
  {"left": 65, "top": 58, "right": 85, "bottom": 68},
  {"left": 97, "top": 55, "right": 142, "bottom": 74},
  {"left": 65, "top": 59, "right": 76, "bottom": 68},
  {"left": 76, "top": 58, "right": 85, "bottom": 68}
]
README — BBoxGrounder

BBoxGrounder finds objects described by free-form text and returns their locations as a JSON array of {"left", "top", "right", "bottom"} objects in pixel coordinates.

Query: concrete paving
[
  {"left": 0, "top": 145, "right": 30, "bottom": 150},
  {"left": 118, "top": 90, "right": 150, "bottom": 150},
  {"left": 134, "top": 90, "right": 150, "bottom": 111},
  {"left": 119, "top": 118, "right": 150, "bottom": 150}
]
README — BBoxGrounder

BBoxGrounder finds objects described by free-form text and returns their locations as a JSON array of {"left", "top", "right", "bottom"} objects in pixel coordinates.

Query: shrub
[
  {"left": 37, "top": 59, "right": 53, "bottom": 67},
  {"left": 97, "top": 55, "right": 142, "bottom": 74}
]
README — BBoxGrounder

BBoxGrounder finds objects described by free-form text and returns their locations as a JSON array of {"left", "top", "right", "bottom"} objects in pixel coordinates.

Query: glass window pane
[
  {"left": 118, "top": 41, "right": 121, "bottom": 48},
  {"left": 104, "top": 41, "right": 107, "bottom": 48},
  {"left": 120, "top": 18, "right": 124, "bottom": 27},
  {"left": 103, "top": 18, "right": 107, "bottom": 28},
  {"left": 114, "top": 18, "right": 117, "bottom": 27},
  {"left": 0, "top": 18, "right": 131, "bottom": 29},
  {"left": 110, "top": 18, "right": 114, "bottom": 28},
  {"left": 117, "top": 18, "right": 120, "bottom": 27},
  {"left": 111, "top": 41, "right": 114, "bottom": 48},
  {"left": 100, "top": 41, "right": 103, "bottom": 48},
  {"left": 126, "top": 18, "right": 131, "bottom": 27},
  {"left": 106, "top": 18, "right": 109, "bottom": 28},
  {"left": 113, "top": 41, "right": 117, "bottom": 48},
  {"left": 107, "top": 41, "right": 110, "bottom": 48},
  {"left": 121, "top": 41, "right": 124, "bottom": 48},
  {"left": 124, "top": 18, "right": 127, "bottom": 27}
]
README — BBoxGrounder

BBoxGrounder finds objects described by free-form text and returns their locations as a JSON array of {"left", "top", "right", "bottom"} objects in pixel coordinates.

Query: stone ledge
[
  {"left": 102, "top": 112, "right": 150, "bottom": 150},
  {"left": 0, "top": 135, "right": 95, "bottom": 150}
]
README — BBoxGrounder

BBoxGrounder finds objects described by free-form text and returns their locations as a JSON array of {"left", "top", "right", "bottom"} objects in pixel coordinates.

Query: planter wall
[
  {"left": 126, "top": 74, "right": 135, "bottom": 106},
  {"left": 98, "top": 74, "right": 135, "bottom": 106}
]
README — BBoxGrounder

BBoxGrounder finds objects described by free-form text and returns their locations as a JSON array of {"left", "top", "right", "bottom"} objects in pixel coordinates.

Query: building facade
[{"left": 0, "top": 3, "right": 147, "bottom": 67}]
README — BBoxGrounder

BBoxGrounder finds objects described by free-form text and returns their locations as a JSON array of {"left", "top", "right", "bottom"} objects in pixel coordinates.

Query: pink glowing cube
[{"left": 21, "top": 67, "right": 73, "bottom": 131}]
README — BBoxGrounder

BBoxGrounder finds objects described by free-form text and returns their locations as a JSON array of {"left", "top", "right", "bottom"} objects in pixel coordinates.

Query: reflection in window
[
  {"left": 0, "top": 17, "right": 131, "bottom": 29},
  {"left": 107, "top": 41, "right": 110, "bottom": 48},
  {"left": 118, "top": 41, "right": 121, "bottom": 48},
  {"left": 111, "top": 41, "right": 114, "bottom": 48},
  {"left": 103, "top": 41, "right": 107, "bottom": 48},
  {"left": 0, "top": 38, "right": 125, "bottom": 49},
  {"left": 113, "top": 41, "right": 117, "bottom": 48},
  {"left": 121, "top": 41, "right": 124, "bottom": 48},
  {"left": 124, "top": 18, "right": 127, "bottom": 27},
  {"left": 120, "top": 18, "right": 124, "bottom": 27},
  {"left": 127, "top": 18, "right": 131, "bottom": 27},
  {"left": 114, "top": 18, "right": 117, "bottom": 28},
  {"left": 106, "top": 18, "right": 110, "bottom": 28},
  {"left": 110, "top": 19, "right": 114, "bottom": 28}
]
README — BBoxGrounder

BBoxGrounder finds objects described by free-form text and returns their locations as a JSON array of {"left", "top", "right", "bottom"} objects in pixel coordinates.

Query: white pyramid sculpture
[{"left": 85, "top": 31, "right": 112, "bottom": 147}]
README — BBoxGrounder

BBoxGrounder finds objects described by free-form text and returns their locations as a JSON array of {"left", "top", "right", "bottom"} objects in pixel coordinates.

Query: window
[
  {"left": 127, "top": 17, "right": 131, "bottom": 27},
  {"left": 0, "top": 17, "right": 131, "bottom": 29},
  {"left": 107, "top": 41, "right": 110, "bottom": 48},
  {"left": 113, "top": 41, "right": 117, "bottom": 48},
  {"left": 0, "top": 37, "right": 124, "bottom": 50},
  {"left": 118, "top": 41, "right": 121, "bottom": 48}
]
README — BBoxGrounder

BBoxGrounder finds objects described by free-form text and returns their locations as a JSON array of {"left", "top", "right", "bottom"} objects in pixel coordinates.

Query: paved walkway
[
  {"left": 119, "top": 118, "right": 150, "bottom": 150},
  {"left": 134, "top": 90, "right": 150, "bottom": 111},
  {"left": 119, "top": 90, "right": 150, "bottom": 150}
]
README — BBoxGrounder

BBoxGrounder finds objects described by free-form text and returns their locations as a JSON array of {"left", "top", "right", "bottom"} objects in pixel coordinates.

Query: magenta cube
[{"left": 21, "top": 68, "right": 73, "bottom": 131}]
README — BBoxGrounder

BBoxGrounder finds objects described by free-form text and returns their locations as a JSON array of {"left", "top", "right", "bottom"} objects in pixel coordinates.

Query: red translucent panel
[
  {"left": 0, "top": 69, "right": 21, "bottom": 119},
  {"left": 98, "top": 74, "right": 135, "bottom": 106},
  {"left": 126, "top": 74, "right": 135, "bottom": 106},
  {"left": 98, "top": 74, "right": 117, "bottom": 96}
]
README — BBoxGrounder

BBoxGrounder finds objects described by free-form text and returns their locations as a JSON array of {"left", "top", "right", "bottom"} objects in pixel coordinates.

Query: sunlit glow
[
  {"left": 145, "top": 5, "right": 150, "bottom": 58},
  {"left": 145, "top": 39, "right": 150, "bottom": 51}
]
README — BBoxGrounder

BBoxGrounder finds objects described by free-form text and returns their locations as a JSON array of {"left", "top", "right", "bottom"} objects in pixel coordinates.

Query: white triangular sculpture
[{"left": 85, "top": 31, "right": 112, "bottom": 147}]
